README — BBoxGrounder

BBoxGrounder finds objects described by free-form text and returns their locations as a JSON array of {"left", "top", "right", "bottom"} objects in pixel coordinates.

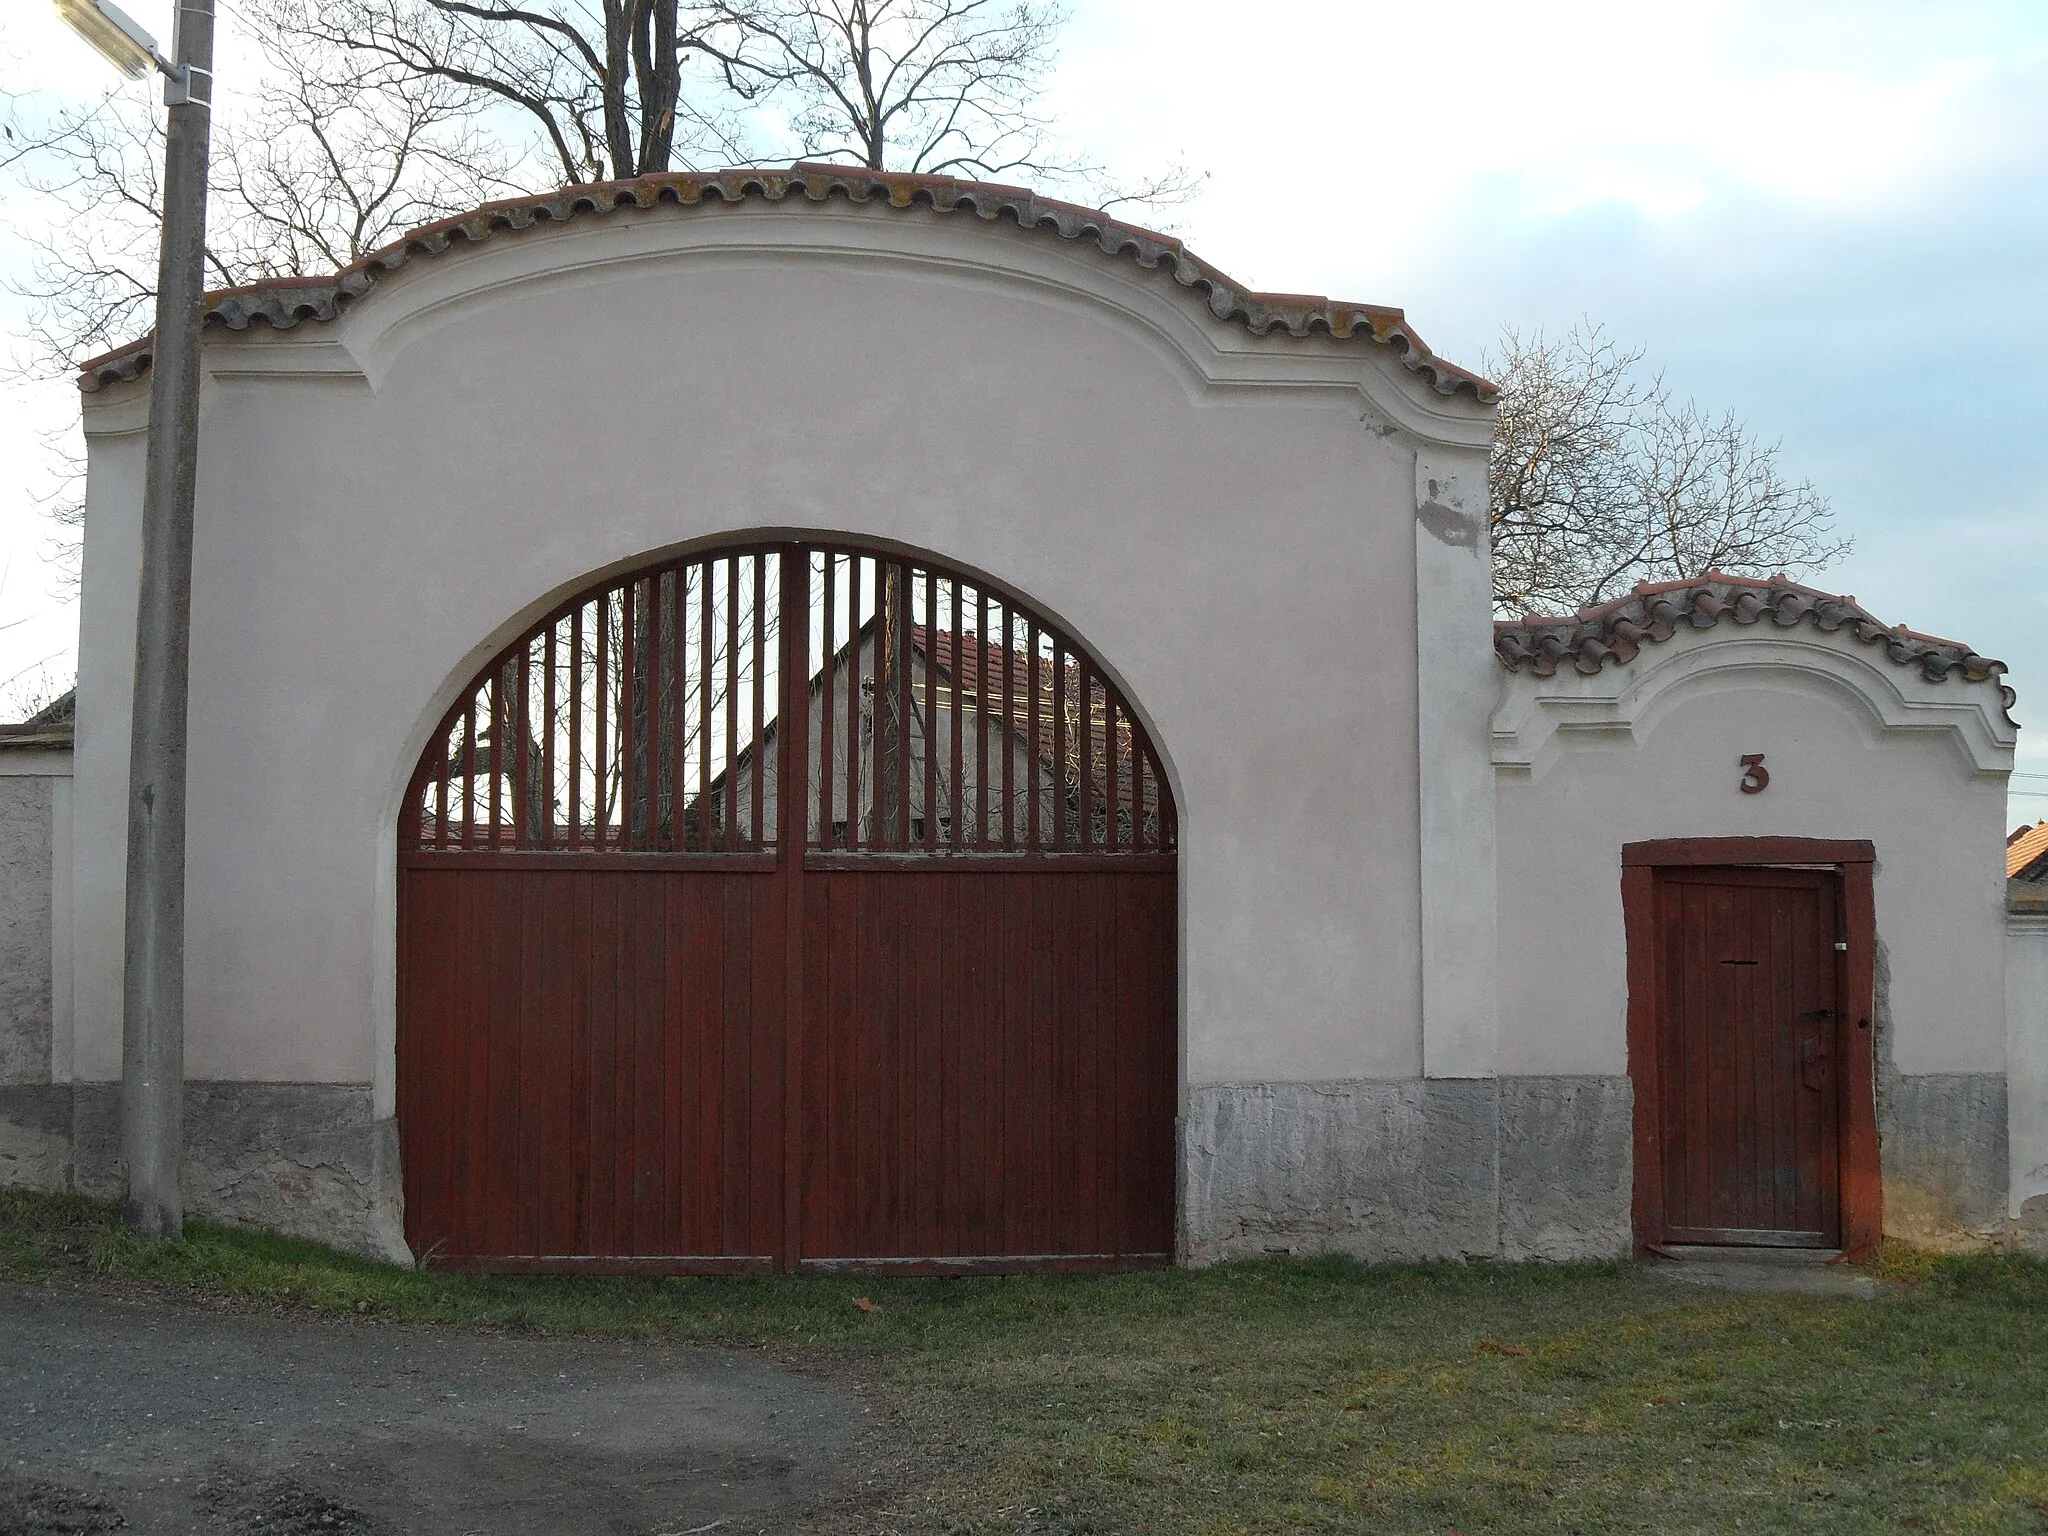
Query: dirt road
[{"left": 0, "top": 1281, "right": 855, "bottom": 1535}]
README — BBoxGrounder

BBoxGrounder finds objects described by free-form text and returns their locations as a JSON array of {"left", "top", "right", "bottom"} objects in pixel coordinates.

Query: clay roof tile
[
  {"left": 77, "top": 164, "right": 1494, "bottom": 404},
  {"left": 1492, "top": 572, "right": 2015, "bottom": 723}
]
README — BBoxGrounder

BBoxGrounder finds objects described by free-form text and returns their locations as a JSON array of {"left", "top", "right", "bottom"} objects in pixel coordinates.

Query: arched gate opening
[{"left": 398, "top": 542, "right": 1178, "bottom": 1272}]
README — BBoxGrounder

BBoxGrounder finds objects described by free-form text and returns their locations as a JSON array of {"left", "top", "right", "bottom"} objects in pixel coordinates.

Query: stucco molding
[
  {"left": 78, "top": 389, "right": 151, "bottom": 439},
  {"left": 2009, "top": 911, "right": 2048, "bottom": 1221},
  {"left": 78, "top": 199, "right": 1497, "bottom": 452},
  {"left": 1414, "top": 448, "right": 1500, "bottom": 1078},
  {"left": 1492, "top": 624, "right": 2018, "bottom": 780},
  {"left": 0, "top": 749, "right": 73, "bottom": 778}
]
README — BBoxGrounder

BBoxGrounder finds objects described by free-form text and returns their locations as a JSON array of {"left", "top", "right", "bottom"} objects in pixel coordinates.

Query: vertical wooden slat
[
  {"left": 896, "top": 563, "right": 913, "bottom": 848},
  {"left": 872, "top": 559, "right": 889, "bottom": 850},
  {"left": 461, "top": 691, "right": 478, "bottom": 849},
  {"left": 923, "top": 566, "right": 938, "bottom": 852},
  {"left": 1025, "top": 620, "right": 1040, "bottom": 850},
  {"left": 434, "top": 715, "right": 452, "bottom": 849},
  {"left": 619, "top": 581, "right": 638, "bottom": 850},
  {"left": 1839, "top": 865, "right": 1882, "bottom": 1257},
  {"left": 1133, "top": 737, "right": 1148, "bottom": 851},
  {"left": 696, "top": 565, "right": 712, "bottom": 856},
  {"left": 647, "top": 580, "right": 667, "bottom": 853},
  {"left": 486, "top": 670, "right": 503, "bottom": 847},
  {"left": 541, "top": 628, "right": 557, "bottom": 845},
  {"left": 1078, "top": 661, "right": 1095, "bottom": 849},
  {"left": 725, "top": 556, "right": 741, "bottom": 852},
  {"left": 752, "top": 552, "right": 766, "bottom": 850},
  {"left": 593, "top": 593, "right": 610, "bottom": 851},
  {"left": 1051, "top": 640, "right": 1068, "bottom": 849},
  {"left": 966, "top": 593, "right": 983, "bottom": 856},
  {"left": 568, "top": 609, "right": 583, "bottom": 849},
  {"left": 847, "top": 555, "right": 864, "bottom": 851},
  {"left": 818, "top": 552, "right": 837, "bottom": 851},
  {"left": 514, "top": 646, "right": 533, "bottom": 846},
  {"left": 666, "top": 569, "right": 685, "bottom": 853},
  {"left": 999, "top": 604, "right": 1014, "bottom": 851},
  {"left": 948, "top": 577, "right": 963, "bottom": 849}
]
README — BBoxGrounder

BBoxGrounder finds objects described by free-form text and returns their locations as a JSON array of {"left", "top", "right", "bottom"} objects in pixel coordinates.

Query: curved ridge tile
[
  {"left": 77, "top": 164, "right": 1496, "bottom": 403},
  {"left": 1494, "top": 571, "right": 2015, "bottom": 719}
]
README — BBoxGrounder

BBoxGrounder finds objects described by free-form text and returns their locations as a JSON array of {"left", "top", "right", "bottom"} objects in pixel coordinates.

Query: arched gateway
[{"left": 399, "top": 542, "right": 1177, "bottom": 1271}]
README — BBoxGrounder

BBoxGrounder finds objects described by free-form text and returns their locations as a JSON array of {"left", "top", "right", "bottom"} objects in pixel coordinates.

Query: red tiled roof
[
  {"left": 77, "top": 164, "right": 1494, "bottom": 402},
  {"left": 2011, "top": 821, "right": 2048, "bottom": 881},
  {"left": 910, "top": 624, "right": 1162, "bottom": 809},
  {"left": 1493, "top": 572, "right": 2014, "bottom": 719}
]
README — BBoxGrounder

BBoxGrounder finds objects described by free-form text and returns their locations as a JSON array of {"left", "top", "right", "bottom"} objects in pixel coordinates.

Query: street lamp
[
  {"left": 53, "top": 0, "right": 171, "bottom": 79},
  {"left": 54, "top": 0, "right": 217, "bottom": 1240}
]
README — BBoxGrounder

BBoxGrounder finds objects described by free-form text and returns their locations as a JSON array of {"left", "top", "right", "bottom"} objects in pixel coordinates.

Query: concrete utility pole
[
  {"left": 121, "top": 0, "right": 216, "bottom": 1240},
  {"left": 53, "top": 0, "right": 219, "bottom": 1239}
]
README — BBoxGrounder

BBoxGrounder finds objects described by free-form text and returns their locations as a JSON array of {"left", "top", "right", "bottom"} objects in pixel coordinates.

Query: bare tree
[
  {"left": 712, "top": 0, "right": 1199, "bottom": 208},
  {"left": 278, "top": 0, "right": 763, "bottom": 183},
  {"left": 285, "top": 0, "right": 1194, "bottom": 197},
  {"left": 1487, "top": 322, "right": 1850, "bottom": 615},
  {"left": 11, "top": 36, "right": 522, "bottom": 377},
  {"left": 6, "top": 21, "right": 525, "bottom": 584},
  {"left": 214, "top": 27, "right": 529, "bottom": 278},
  {"left": 713, "top": 0, "right": 1049, "bottom": 175}
]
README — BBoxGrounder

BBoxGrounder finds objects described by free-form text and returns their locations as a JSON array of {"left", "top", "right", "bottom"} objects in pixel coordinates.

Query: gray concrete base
[
  {"left": 0, "top": 1082, "right": 408, "bottom": 1264},
  {"left": 0, "top": 1085, "right": 74, "bottom": 1190},
  {"left": 9, "top": 1070, "right": 2014, "bottom": 1267},
  {"left": 1881, "top": 1073, "right": 2009, "bottom": 1248},
  {"left": 1182, "top": 1075, "right": 1635, "bottom": 1264},
  {"left": 1646, "top": 1246, "right": 1892, "bottom": 1299}
]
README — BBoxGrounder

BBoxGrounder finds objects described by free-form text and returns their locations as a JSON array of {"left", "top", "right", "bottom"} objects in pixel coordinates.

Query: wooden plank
[
  {"left": 1623, "top": 837, "right": 1874, "bottom": 867},
  {"left": 752, "top": 552, "right": 766, "bottom": 852},
  {"left": 817, "top": 552, "right": 837, "bottom": 853},
  {"left": 429, "top": 1255, "right": 777, "bottom": 1275},
  {"left": 1839, "top": 863, "right": 1881, "bottom": 1258},
  {"left": 801, "top": 851, "right": 1176, "bottom": 874},
  {"left": 404, "top": 851, "right": 778, "bottom": 873},
  {"left": 798, "top": 1253, "right": 1171, "bottom": 1276}
]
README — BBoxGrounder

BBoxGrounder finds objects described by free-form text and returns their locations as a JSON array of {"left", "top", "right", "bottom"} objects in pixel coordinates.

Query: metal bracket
[{"left": 162, "top": 62, "right": 212, "bottom": 108}]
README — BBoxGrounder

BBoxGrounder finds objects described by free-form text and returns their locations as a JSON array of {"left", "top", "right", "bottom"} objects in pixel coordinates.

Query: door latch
[{"left": 1800, "top": 1039, "right": 1830, "bottom": 1091}]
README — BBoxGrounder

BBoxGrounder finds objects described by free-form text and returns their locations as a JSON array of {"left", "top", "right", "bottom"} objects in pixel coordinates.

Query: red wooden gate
[{"left": 398, "top": 545, "right": 1177, "bottom": 1271}]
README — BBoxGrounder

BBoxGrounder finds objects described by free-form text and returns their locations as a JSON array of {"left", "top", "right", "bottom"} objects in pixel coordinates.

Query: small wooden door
[{"left": 1649, "top": 866, "right": 1842, "bottom": 1247}]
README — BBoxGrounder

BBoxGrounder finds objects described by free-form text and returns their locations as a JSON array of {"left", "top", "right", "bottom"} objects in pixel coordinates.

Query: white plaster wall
[
  {"left": 72, "top": 200, "right": 1497, "bottom": 1100},
  {"left": 1497, "top": 673, "right": 2011, "bottom": 1077},
  {"left": 2009, "top": 908, "right": 2048, "bottom": 1219},
  {"left": 0, "top": 753, "right": 70, "bottom": 1085},
  {"left": 70, "top": 412, "right": 148, "bottom": 1084}
]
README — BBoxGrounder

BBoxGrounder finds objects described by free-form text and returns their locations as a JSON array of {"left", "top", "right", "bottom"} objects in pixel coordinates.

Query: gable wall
[
  {"left": 1495, "top": 650, "right": 2014, "bottom": 1245},
  {"left": 70, "top": 203, "right": 1481, "bottom": 1122}
]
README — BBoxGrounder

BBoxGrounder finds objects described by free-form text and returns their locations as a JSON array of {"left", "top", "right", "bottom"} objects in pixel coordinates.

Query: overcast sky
[{"left": 4, "top": 0, "right": 2044, "bottom": 811}]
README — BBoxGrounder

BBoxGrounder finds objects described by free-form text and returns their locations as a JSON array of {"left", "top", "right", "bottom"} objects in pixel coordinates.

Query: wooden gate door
[
  {"left": 1644, "top": 866, "right": 1842, "bottom": 1248},
  {"left": 398, "top": 544, "right": 1177, "bottom": 1271}
]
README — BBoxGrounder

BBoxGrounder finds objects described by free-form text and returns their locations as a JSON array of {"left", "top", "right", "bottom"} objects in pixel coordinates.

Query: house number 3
[{"left": 1739, "top": 753, "right": 1770, "bottom": 794}]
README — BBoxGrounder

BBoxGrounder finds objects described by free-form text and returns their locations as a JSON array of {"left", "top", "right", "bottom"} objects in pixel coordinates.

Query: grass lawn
[{"left": 4, "top": 1190, "right": 2045, "bottom": 1534}]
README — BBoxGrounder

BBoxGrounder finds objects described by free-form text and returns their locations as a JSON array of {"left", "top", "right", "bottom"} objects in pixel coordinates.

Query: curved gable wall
[
  {"left": 1495, "top": 628, "right": 2014, "bottom": 1081},
  {"left": 72, "top": 199, "right": 1496, "bottom": 1110}
]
